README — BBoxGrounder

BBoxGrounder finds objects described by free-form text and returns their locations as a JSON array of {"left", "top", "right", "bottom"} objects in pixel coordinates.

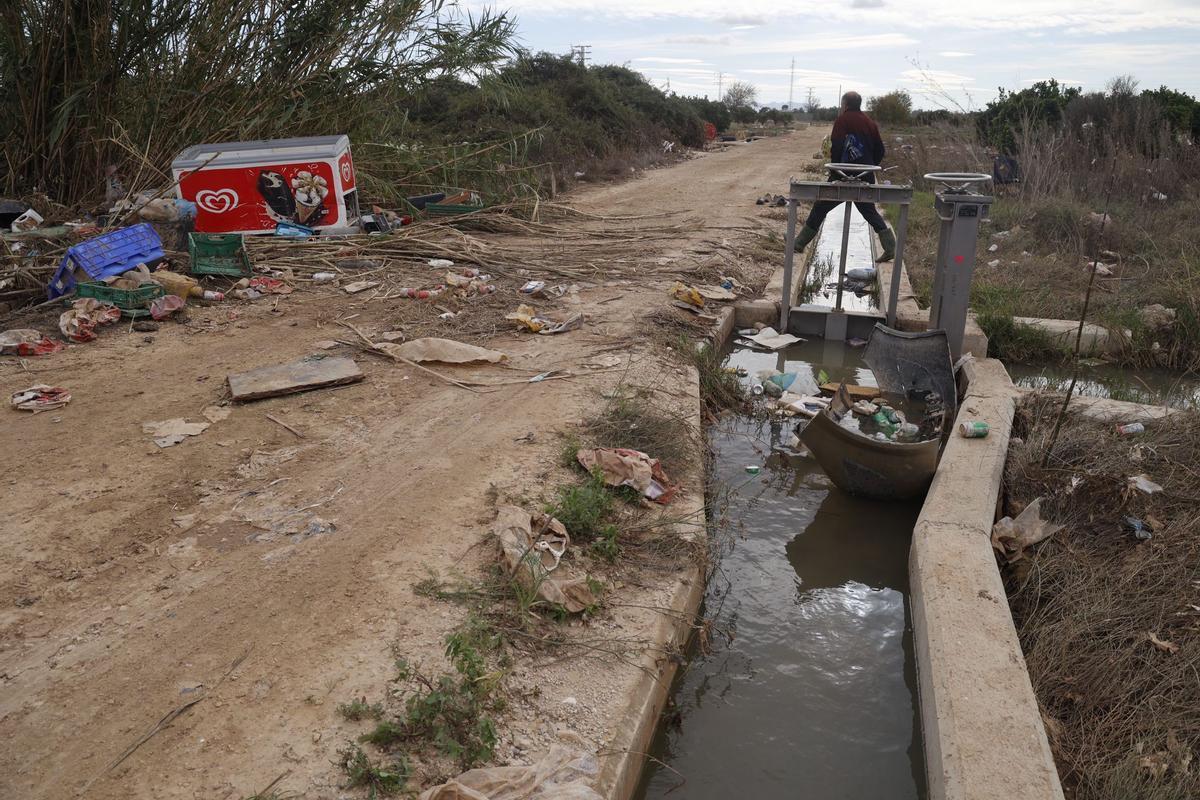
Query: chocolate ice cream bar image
[{"left": 258, "top": 170, "right": 296, "bottom": 219}]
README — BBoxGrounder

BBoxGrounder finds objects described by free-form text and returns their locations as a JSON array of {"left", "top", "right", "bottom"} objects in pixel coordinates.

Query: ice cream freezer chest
[{"left": 171, "top": 135, "right": 359, "bottom": 234}]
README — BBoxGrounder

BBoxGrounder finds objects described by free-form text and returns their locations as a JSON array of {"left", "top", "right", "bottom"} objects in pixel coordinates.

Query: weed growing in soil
[
  {"left": 340, "top": 618, "right": 505, "bottom": 791},
  {"left": 546, "top": 470, "right": 614, "bottom": 541},
  {"left": 584, "top": 388, "right": 694, "bottom": 472},
  {"left": 339, "top": 745, "right": 409, "bottom": 798},
  {"left": 337, "top": 698, "right": 384, "bottom": 722},
  {"left": 688, "top": 340, "right": 746, "bottom": 413}
]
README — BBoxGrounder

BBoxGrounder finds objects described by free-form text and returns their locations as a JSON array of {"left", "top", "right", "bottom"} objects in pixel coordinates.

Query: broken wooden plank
[
  {"left": 228, "top": 356, "right": 364, "bottom": 402},
  {"left": 819, "top": 382, "right": 881, "bottom": 400}
]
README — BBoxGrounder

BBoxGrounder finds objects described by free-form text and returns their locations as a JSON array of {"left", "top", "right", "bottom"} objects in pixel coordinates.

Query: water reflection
[{"left": 636, "top": 341, "right": 924, "bottom": 800}]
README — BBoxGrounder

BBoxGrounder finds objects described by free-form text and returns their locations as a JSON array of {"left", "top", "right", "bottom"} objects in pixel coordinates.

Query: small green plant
[
  {"left": 340, "top": 745, "right": 408, "bottom": 798},
  {"left": 688, "top": 340, "right": 745, "bottom": 412},
  {"left": 590, "top": 523, "right": 621, "bottom": 561},
  {"left": 357, "top": 622, "right": 502, "bottom": 773},
  {"left": 546, "top": 470, "right": 613, "bottom": 541},
  {"left": 337, "top": 697, "right": 384, "bottom": 722},
  {"left": 558, "top": 433, "right": 583, "bottom": 468}
]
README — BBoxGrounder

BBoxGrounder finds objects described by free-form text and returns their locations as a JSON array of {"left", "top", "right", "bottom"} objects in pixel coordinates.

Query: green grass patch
[
  {"left": 339, "top": 745, "right": 409, "bottom": 798},
  {"left": 546, "top": 469, "right": 614, "bottom": 541}
]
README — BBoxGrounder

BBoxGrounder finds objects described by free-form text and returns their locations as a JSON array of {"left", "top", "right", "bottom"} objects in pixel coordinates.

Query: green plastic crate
[
  {"left": 73, "top": 280, "right": 164, "bottom": 318},
  {"left": 188, "top": 233, "right": 251, "bottom": 277}
]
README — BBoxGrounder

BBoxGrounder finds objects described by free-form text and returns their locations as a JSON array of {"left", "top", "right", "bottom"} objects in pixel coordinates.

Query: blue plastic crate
[{"left": 47, "top": 224, "right": 164, "bottom": 299}]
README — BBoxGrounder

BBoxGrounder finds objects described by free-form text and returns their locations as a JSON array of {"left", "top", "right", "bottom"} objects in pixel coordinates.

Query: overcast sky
[{"left": 477, "top": 0, "right": 1200, "bottom": 109}]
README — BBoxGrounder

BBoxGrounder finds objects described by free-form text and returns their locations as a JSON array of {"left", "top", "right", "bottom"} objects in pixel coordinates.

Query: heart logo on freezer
[
  {"left": 195, "top": 189, "right": 239, "bottom": 213},
  {"left": 340, "top": 162, "right": 352, "bottom": 183}
]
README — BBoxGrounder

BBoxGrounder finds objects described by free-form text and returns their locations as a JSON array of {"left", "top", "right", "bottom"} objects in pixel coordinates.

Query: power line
[
  {"left": 717, "top": 71, "right": 724, "bottom": 99},
  {"left": 806, "top": 86, "right": 816, "bottom": 111}
]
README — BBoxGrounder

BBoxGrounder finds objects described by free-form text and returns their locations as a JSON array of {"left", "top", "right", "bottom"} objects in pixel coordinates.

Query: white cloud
[
  {"left": 716, "top": 13, "right": 766, "bottom": 26},
  {"left": 664, "top": 34, "right": 731, "bottom": 45},
  {"left": 938, "top": 51, "right": 973, "bottom": 58},
  {"left": 851, "top": 0, "right": 885, "bottom": 7},
  {"left": 633, "top": 56, "right": 707, "bottom": 64}
]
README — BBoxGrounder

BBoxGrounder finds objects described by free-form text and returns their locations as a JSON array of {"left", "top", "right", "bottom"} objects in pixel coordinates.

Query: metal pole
[
  {"left": 833, "top": 201, "right": 852, "bottom": 312},
  {"left": 779, "top": 197, "right": 798, "bottom": 331},
  {"left": 886, "top": 204, "right": 909, "bottom": 327}
]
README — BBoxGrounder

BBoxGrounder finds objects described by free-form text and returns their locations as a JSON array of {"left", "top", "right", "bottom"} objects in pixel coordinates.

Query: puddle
[
  {"left": 635, "top": 340, "right": 924, "bottom": 800},
  {"left": 1008, "top": 361, "right": 1200, "bottom": 409}
]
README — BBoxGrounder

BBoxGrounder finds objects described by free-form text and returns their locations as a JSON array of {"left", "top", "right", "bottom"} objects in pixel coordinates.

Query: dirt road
[{"left": 0, "top": 126, "right": 826, "bottom": 799}]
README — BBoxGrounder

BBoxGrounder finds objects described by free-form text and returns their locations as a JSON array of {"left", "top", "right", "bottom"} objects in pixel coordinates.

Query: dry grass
[{"left": 1003, "top": 394, "right": 1200, "bottom": 800}]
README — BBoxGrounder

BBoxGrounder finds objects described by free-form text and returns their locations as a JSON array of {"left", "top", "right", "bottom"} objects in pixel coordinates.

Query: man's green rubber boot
[
  {"left": 875, "top": 227, "right": 896, "bottom": 262},
  {"left": 792, "top": 225, "right": 818, "bottom": 252}
]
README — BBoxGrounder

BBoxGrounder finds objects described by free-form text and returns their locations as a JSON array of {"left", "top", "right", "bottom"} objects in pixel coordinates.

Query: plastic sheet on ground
[
  {"left": 378, "top": 338, "right": 507, "bottom": 364},
  {"left": 991, "top": 497, "right": 1063, "bottom": 563},
  {"left": 494, "top": 506, "right": 597, "bottom": 614},
  {"left": 418, "top": 745, "right": 602, "bottom": 800},
  {"left": 0, "top": 329, "right": 64, "bottom": 356},
  {"left": 11, "top": 385, "right": 71, "bottom": 412},
  {"left": 142, "top": 418, "right": 210, "bottom": 448},
  {"left": 59, "top": 298, "right": 121, "bottom": 342},
  {"left": 576, "top": 447, "right": 678, "bottom": 504}
]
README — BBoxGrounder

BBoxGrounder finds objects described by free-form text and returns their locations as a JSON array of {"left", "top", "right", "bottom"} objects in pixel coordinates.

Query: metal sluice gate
[{"left": 779, "top": 165, "right": 993, "bottom": 359}]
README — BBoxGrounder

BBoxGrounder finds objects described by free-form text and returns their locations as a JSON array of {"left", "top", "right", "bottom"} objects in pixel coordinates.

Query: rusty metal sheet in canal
[{"left": 635, "top": 339, "right": 925, "bottom": 800}]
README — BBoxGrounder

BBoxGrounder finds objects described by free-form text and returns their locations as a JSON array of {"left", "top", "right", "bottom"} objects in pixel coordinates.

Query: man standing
[{"left": 792, "top": 91, "right": 896, "bottom": 262}]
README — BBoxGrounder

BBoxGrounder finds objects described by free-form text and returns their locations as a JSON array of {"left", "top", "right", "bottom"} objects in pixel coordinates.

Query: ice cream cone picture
[
  {"left": 291, "top": 171, "right": 328, "bottom": 225},
  {"left": 257, "top": 171, "right": 296, "bottom": 220}
]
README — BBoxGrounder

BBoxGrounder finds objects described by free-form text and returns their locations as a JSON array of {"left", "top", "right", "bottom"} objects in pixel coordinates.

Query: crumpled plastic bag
[
  {"left": 249, "top": 277, "right": 293, "bottom": 295},
  {"left": 59, "top": 298, "right": 121, "bottom": 342},
  {"left": 991, "top": 497, "right": 1063, "bottom": 562},
  {"left": 494, "top": 506, "right": 597, "bottom": 614},
  {"left": 670, "top": 282, "right": 704, "bottom": 308},
  {"left": 418, "top": 745, "right": 603, "bottom": 800},
  {"left": 506, "top": 305, "right": 583, "bottom": 335},
  {"left": 576, "top": 448, "right": 678, "bottom": 504},
  {"left": 150, "top": 294, "right": 186, "bottom": 320},
  {"left": 378, "top": 337, "right": 507, "bottom": 364},
  {"left": 0, "top": 329, "right": 64, "bottom": 356},
  {"left": 11, "top": 384, "right": 71, "bottom": 412},
  {"left": 142, "top": 418, "right": 210, "bottom": 448}
]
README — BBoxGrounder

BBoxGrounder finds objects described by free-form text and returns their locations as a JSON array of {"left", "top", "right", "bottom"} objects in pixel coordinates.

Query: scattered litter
[
  {"left": 847, "top": 337, "right": 867, "bottom": 348},
  {"left": 1129, "top": 474, "right": 1163, "bottom": 495},
  {"left": 378, "top": 338, "right": 507, "bottom": 364},
  {"left": 493, "top": 506, "right": 597, "bottom": 614},
  {"left": 506, "top": 304, "right": 583, "bottom": 335},
  {"left": 528, "top": 370, "right": 568, "bottom": 383},
  {"left": 0, "top": 329, "right": 63, "bottom": 356},
  {"left": 742, "top": 326, "right": 803, "bottom": 350},
  {"left": 227, "top": 356, "right": 364, "bottom": 402},
  {"left": 987, "top": 243, "right": 999, "bottom": 252},
  {"left": 312, "top": 272, "right": 336, "bottom": 283},
  {"left": 670, "top": 282, "right": 705, "bottom": 309},
  {"left": 1124, "top": 516, "right": 1153, "bottom": 540},
  {"left": 149, "top": 294, "right": 186, "bottom": 320},
  {"left": 696, "top": 284, "right": 736, "bottom": 301},
  {"left": 1116, "top": 422, "right": 1145, "bottom": 436},
  {"left": 248, "top": 277, "right": 293, "bottom": 295},
  {"left": 11, "top": 208, "right": 43, "bottom": 232},
  {"left": 59, "top": 298, "right": 121, "bottom": 342},
  {"left": 1146, "top": 631, "right": 1179, "bottom": 654},
  {"left": 11, "top": 385, "right": 71, "bottom": 413},
  {"left": 991, "top": 497, "right": 1063, "bottom": 562},
  {"left": 845, "top": 266, "right": 876, "bottom": 282},
  {"left": 417, "top": 745, "right": 602, "bottom": 800},
  {"left": 576, "top": 448, "right": 678, "bottom": 504},
  {"left": 132, "top": 320, "right": 160, "bottom": 333},
  {"left": 427, "top": 258, "right": 454, "bottom": 269},
  {"left": 959, "top": 420, "right": 990, "bottom": 438},
  {"left": 438, "top": 312, "right": 456, "bottom": 320},
  {"left": 202, "top": 405, "right": 232, "bottom": 424},
  {"left": 520, "top": 280, "right": 546, "bottom": 295},
  {"left": 987, "top": 259, "right": 1000, "bottom": 268},
  {"left": 850, "top": 400, "right": 879, "bottom": 416},
  {"left": 142, "top": 418, "right": 210, "bottom": 448},
  {"left": 343, "top": 280, "right": 379, "bottom": 294},
  {"left": 744, "top": 465, "right": 761, "bottom": 475}
]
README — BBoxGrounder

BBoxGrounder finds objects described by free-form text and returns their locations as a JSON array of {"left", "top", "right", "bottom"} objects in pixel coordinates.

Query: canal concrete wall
[
  {"left": 1012, "top": 317, "right": 1125, "bottom": 355},
  {"left": 910, "top": 358, "right": 1065, "bottom": 800}
]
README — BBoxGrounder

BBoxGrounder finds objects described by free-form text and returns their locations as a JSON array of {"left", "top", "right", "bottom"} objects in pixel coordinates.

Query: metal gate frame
[{"left": 779, "top": 178, "right": 914, "bottom": 332}]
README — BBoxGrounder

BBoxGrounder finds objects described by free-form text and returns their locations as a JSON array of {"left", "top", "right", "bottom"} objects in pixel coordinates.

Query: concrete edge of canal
[
  {"left": 596, "top": 306, "right": 736, "bottom": 800},
  {"left": 910, "top": 358, "right": 1066, "bottom": 800}
]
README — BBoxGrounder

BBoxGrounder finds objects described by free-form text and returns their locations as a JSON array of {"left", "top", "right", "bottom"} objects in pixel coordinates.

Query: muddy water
[
  {"left": 635, "top": 340, "right": 924, "bottom": 800},
  {"left": 1007, "top": 361, "right": 1200, "bottom": 408}
]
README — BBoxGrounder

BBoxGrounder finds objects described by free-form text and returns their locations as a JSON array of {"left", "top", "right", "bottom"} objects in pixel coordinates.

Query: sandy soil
[{"left": 0, "top": 126, "right": 827, "bottom": 799}]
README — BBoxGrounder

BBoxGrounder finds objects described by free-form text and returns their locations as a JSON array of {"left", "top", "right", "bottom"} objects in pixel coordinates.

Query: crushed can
[
  {"left": 958, "top": 420, "right": 990, "bottom": 438},
  {"left": 1116, "top": 422, "right": 1145, "bottom": 436}
]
